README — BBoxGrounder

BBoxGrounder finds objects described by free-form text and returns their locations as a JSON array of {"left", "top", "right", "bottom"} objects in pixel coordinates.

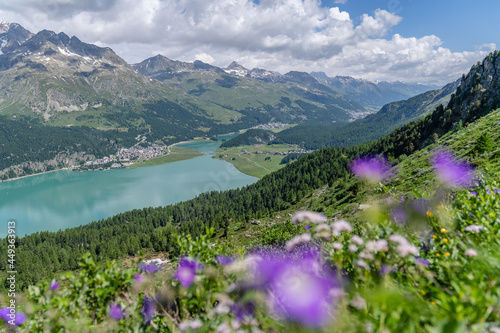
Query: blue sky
[
  {"left": 330, "top": 0, "right": 498, "bottom": 52},
  {"left": 0, "top": 0, "right": 497, "bottom": 85}
]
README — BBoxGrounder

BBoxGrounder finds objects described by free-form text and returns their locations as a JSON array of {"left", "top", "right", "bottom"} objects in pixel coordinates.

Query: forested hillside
[{"left": 219, "top": 129, "right": 276, "bottom": 148}]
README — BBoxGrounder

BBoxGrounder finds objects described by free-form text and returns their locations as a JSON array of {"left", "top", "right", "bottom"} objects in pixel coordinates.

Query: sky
[{"left": 0, "top": 0, "right": 498, "bottom": 85}]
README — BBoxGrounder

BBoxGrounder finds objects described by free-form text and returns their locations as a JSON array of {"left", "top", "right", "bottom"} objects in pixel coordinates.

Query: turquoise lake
[{"left": 0, "top": 137, "right": 257, "bottom": 237}]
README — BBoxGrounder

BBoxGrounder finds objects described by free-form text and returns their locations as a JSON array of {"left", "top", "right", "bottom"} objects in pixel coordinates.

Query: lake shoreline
[
  {"left": 0, "top": 137, "right": 256, "bottom": 238},
  {"left": 0, "top": 138, "right": 221, "bottom": 184}
]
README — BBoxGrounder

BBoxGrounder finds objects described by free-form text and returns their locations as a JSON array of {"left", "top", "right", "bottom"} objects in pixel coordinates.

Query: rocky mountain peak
[
  {"left": 0, "top": 24, "right": 127, "bottom": 70},
  {"left": 449, "top": 50, "right": 500, "bottom": 122},
  {"left": 224, "top": 61, "right": 248, "bottom": 76},
  {"left": 0, "top": 22, "right": 33, "bottom": 54}
]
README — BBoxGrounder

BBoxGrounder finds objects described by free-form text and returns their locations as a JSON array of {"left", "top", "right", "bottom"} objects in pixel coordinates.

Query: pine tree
[{"left": 474, "top": 132, "right": 493, "bottom": 154}]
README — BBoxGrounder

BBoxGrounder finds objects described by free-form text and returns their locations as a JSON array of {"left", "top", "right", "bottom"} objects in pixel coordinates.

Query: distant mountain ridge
[
  {"left": 223, "top": 79, "right": 458, "bottom": 150},
  {"left": 310, "top": 71, "right": 439, "bottom": 109}
]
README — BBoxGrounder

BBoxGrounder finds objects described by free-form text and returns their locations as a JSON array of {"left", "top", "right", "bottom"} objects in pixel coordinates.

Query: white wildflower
[
  {"left": 332, "top": 242, "right": 343, "bottom": 250},
  {"left": 350, "top": 294, "right": 367, "bottom": 310},
  {"left": 355, "top": 260, "right": 370, "bottom": 270},
  {"left": 315, "top": 223, "right": 331, "bottom": 232},
  {"left": 464, "top": 249, "right": 478, "bottom": 257},
  {"left": 365, "top": 240, "right": 388, "bottom": 252},
  {"left": 464, "top": 225, "right": 484, "bottom": 233},
  {"left": 291, "top": 211, "right": 327, "bottom": 224},
  {"left": 314, "top": 231, "right": 332, "bottom": 241},
  {"left": 348, "top": 244, "right": 358, "bottom": 252},
  {"left": 331, "top": 220, "right": 353, "bottom": 236},
  {"left": 396, "top": 243, "right": 419, "bottom": 257},
  {"left": 388, "top": 234, "right": 409, "bottom": 245},
  {"left": 285, "top": 233, "right": 311, "bottom": 251},
  {"left": 359, "top": 251, "right": 374, "bottom": 260},
  {"left": 231, "top": 320, "right": 241, "bottom": 330},
  {"left": 179, "top": 319, "right": 203, "bottom": 332},
  {"left": 351, "top": 235, "right": 364, "bottom": 245},
  {"left": 388, "top": 234, "right": 418, "bottom": 257},
  {"left": 217, "top": 322, "right": 231, "bottom": 333}
]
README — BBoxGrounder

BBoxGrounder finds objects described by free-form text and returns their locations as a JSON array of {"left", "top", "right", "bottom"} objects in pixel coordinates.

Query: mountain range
[{"left": 0, "top": 22, "right": 450, "bottom": 179}]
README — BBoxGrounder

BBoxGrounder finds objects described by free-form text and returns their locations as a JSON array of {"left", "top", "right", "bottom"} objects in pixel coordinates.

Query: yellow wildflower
[
  {"left": 431, "top": 301, "right": 436, "bottom": 306},
  {"left": 432, "top": 235, "right": 437, "bottom": 239},
  {"left": 426, "top": 211, "right": 433, "bottom": 217},
  {"left": 444, "top": 252, "right": 450, "bottom": 257},
  {"left": 443, "top": 239, "right": 448, "bottom": 243},
  {"left": 440, "top": 228, "right": 447, "bottom": 233}
]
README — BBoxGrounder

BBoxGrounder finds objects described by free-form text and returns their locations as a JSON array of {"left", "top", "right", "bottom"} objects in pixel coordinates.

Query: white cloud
[{"left": 0, "top": 0, "right": 495, "bottom": 85}]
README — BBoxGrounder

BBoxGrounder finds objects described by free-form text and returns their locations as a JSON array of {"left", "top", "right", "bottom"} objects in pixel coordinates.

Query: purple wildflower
[
  {"left": 231, "top": 301, "right": 256, "bottom": 321},
  {"left": 138, "top": 263, "right": 162, "bottom": 274},
  {"left": 253, "top": 249, "right": 338, "bottom": 328},
  {"left": 50, "top": 280, "right": 59, "bottom": 290},
  {"left": 400, "top": 196, "right": 405, "bottom": 202},
  {"left": 412, "top": 199, "right": 430, "bottom": 215},
  {"left": 142, "top": 297, "right": 156, "bottom": 323},
  {"left": 486, "top": 190, "right": 491, "bottom": 194},
  {"left": 470, "top": 191, "right": 478, "bottom": 195},
  {"left": 495, "top": 189, "right": 500, "bottom": 194},
  {"left": 391, "top": 206, "right": 408, "bottom": 225},
  {"left": 305, "top": 225, "right": 311, "bottom": 230},
  {"left": 109, "top": 303, "right": 125, "bottom": 321},
  {"left": 216, "top": 255, "right": 235, "bottom": 266},
  {"left": 350, "top": 156, "right": 392, "bottom": 183},
  {"left": 0, "top": 308, "right": 10, "bottom": 322},
  {"left": 174, "top": 258, "right": 202, "bottom": 287},
  {"left": 432, "top": 150, "right": 474, "bottom": 187},
  {"left": 0, "top": 309, "right": 26, "bottom": 326},
  {"left": 14, "top": 312, "right": 26, "bottom": 326},
  {"left": 134, "top": 273, "right": 145, "bottom": 284},
  {"left": 415, "top": 258, "right": 430, "bottom": 267},
  {"left": 379, "top": 265, "right": 391, "bottom": 275}
]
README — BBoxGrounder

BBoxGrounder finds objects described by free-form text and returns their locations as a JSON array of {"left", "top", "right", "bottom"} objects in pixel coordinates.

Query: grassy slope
[
  {"left": 215, "top": 108, "right": 500, "bottom": 252},
  {"left": 214, "top": 144, "right": 294, "bottom": 178}
]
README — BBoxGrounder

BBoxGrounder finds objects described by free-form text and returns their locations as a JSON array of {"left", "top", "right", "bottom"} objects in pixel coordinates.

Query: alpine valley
[
  {"left": 0, "top": 22, "right": 437, "bottom": 180},
  {"left": 1, "top": 15, "right": 500, "bottom": 333}
]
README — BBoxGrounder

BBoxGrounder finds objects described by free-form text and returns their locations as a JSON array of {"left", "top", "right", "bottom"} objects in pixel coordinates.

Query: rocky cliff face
[{"left": 450, "top": 51, "right": 500, "bottom": 123}]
